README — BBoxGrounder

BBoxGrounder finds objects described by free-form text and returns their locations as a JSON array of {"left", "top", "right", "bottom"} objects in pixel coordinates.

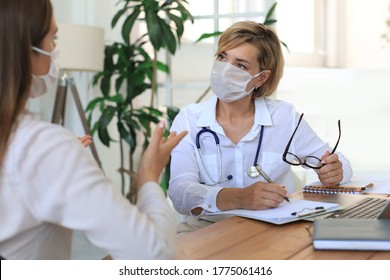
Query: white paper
[
  {"left": 355, "top": 177, "right": 390, "bottom": 194},
  {"left": 206, "top": 199, "right": 340, "bottom": 225}
]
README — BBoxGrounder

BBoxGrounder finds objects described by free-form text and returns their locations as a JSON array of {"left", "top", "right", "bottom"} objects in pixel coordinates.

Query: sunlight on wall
[{"left": 277, "top": 0, "right": 315, "bottom": 53}]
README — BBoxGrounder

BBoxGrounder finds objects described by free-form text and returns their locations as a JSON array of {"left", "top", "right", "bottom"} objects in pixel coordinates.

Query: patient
[{"left": 0, "top": 0, "right": 187, "bottom": 259}]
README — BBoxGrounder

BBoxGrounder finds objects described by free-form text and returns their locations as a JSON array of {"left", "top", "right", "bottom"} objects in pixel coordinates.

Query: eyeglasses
[{"left": 282, "top": 113, "right": 341, "bottom": 170}]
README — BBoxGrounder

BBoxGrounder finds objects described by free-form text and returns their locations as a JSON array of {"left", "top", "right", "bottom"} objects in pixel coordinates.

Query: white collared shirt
[
  {"left": 168, "top": 96, "right": 353, "bottom": 216},
  {"left": 0, "top": 114, "right": 176, "bottom": 259}
]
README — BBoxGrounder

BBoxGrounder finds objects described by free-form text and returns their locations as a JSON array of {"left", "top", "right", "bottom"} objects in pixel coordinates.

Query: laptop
[{"left": 305, "top": 193, "right": 390, "bottom": 220}]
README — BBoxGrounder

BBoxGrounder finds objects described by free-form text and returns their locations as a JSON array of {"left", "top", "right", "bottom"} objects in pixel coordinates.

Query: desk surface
[{"left": 176, "top": 193, "right": 390, "bottom": 260}]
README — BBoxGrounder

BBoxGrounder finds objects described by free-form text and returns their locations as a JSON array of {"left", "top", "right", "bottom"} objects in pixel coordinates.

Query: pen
[
  {"left": 291, "top": 206, "right": 325, "bottom": 216},
  {"left": 256, "top": 166, "right": 290, "bottom": 203},
  {"left": 358, "top": 183, "right": 374, "bottom": 191},
  {"left": 296, "top": 209, "right": 326, "bottom": 218}
]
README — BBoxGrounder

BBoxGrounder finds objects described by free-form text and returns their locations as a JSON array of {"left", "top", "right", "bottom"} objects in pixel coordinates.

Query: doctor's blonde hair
[{"left": 217, "top": 21, "right": 284, "bottom": 98}]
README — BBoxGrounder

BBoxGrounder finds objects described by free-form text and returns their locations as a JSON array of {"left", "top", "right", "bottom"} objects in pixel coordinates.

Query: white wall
[
  {"left": 344, "top": 0, "right": 390, "bottom": 69},
  {"left": 51, "top": 0, "right": 120, "bottom": 42},
  {"left": 277, "top": 68, "right": 390, "bottom": 176}
]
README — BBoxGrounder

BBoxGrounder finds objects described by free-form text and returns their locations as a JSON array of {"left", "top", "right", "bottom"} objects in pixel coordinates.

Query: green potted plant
[{"left": 86, "top": 0, "right": 193, "bottom": 201}]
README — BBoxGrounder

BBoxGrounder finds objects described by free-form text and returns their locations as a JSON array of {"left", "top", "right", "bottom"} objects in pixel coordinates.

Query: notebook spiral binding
[{"left": 303, "top": 186, "right": 359, "bottom": 194}]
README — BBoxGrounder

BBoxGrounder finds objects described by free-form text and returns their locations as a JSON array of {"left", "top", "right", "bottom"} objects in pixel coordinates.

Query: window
[
  {"left": 161, "top": 0, "right": 274, "bottom": 108},
  {"left": 277, "top": 0, "right": 326, "bottom": 67},
  {"left": 157, "top": 0, "right": 331, "bottom": 108}
]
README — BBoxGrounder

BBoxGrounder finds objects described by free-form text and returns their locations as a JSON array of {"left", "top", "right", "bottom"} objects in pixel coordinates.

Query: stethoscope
[{"left": 196, "top": 125, "right": 266, "bottom": 185}]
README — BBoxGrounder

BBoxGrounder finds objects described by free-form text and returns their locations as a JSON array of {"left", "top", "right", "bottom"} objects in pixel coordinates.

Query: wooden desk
[{"left": 176, "top": 193, "right": 390, "bottom": 260}]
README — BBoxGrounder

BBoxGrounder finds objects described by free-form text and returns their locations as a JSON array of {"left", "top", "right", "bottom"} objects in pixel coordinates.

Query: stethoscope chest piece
[
  {"left": 246, "top": 125, "right": 265, "bottom": 179},
  {"left": 247, "top": 165, "right": 260, "bottom": 178}
]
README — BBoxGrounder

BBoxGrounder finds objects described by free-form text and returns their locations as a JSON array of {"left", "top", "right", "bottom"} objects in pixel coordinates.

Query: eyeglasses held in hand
[{"left": 282, "top": 113, "right": 341, "bottom": 170}]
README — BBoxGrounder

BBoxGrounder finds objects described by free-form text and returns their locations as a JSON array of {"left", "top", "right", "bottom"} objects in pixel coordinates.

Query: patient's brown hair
[{"left": 0, "top": 0, "right": 53, "bottom": 169}]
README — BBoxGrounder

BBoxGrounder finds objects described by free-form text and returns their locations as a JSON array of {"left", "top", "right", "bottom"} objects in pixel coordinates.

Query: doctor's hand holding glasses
[{"left": 283, "top": 113, "right": 343, "bottom": 187}]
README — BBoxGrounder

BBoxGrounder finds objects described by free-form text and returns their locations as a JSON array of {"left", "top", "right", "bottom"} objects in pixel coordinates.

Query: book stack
[{"left": 313, "top": 219, "right": 390, "bottom": 251}]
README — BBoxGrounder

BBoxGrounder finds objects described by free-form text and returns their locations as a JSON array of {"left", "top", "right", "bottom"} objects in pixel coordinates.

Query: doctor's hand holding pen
[{"left": 216, "top": 181, "right": 290, "bottom": 211}]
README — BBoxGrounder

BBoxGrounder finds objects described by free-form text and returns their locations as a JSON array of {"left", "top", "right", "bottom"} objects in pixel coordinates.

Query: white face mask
[
  {"left": 29, "top": 46, "right": 59, "bottom": 98},
  {"left": 210, "top": 60, "right": 264, "bottom": 103}
]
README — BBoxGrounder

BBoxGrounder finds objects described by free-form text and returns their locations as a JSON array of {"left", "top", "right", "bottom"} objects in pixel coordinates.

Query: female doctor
[{"left": 168, "top": 21, "right": 352, "bottom": 229}]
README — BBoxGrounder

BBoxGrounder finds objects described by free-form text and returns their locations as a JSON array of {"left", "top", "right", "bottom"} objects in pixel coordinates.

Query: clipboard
[{"left": 204, "top": 199, "right": 340, "bottom": 225}]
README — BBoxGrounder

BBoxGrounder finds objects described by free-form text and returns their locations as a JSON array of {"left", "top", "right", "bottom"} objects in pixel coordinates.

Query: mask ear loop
[
  {"left": 248, "top": 70, "right": 266, "bottom": 93},
  {"left": 31, "top": 46, "right": 52, "bottom": 57}
]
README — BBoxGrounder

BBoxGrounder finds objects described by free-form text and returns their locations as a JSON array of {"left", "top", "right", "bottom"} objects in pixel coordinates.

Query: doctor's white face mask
[
  {"left": 29, "top": 46, "right": 60, "bottom": 98},
  {"left": 210, "top": 60, "right": 264, "bottom": 103}
]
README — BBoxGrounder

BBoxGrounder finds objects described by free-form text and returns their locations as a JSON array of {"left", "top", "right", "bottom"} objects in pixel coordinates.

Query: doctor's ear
[{"left": 255, "top": 70, "right": 271, "bottom": 89}]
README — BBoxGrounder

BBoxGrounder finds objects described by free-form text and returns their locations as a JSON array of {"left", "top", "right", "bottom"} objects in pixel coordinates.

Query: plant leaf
[
  {"left": 264, "top": 2, "right": 277, "bottom": 24},
  {"left": 159, "top": 18, "right": 177, "bottom": 54},
  {"left": 156, "top": 61, "right": 170, "bottom": 73},
  {"left": 175, "top": 1, "right": 194, "bottom": 23},
  {"left": 263, "top": 19, "right": 277, "bottom": 26},
  {"left": 121, "top": 6, "right": 141, "bottom": 44},
  {"left": 281, "top": 40, "right": 290, "bottom": 53},
  {"left": 118, "top": 121, "right": 136, "bottom": 149},
  {"left": 125, "top": 117, "right": 141, "bottom": 131},
  {"left": 98, "top": 126, "right": 110, "bottom": 147},
  {"left": 103, "top": 45, "right": 115, "bottom": 71},
  {"left": 166, "top": 12, "right": 184, "bottom": 40},
  {"left": 144, "top": 106, "right": 164, "bottom": 117},
  {"left": 107, "top": 93, "right": 124, "bottom": 103},
  {"left": 145, "top": 9, "right": 163, "bottom": 50},
  {"left": 195, "top": 31, "right": 222, "bottom": 43},
  {"left": 111, "top": 7, "right": 127, "bottom": 28},
  {"left": 99, "top": 106, "right": 116, "bottom": 130},
  {"left": 166, "top": 105, "right": 180, "bottom": 126},
  {"left": 85, "top": 97, "right": 105, "bottom": 112},
  {"left": 90, "top": 121, "right": 99, "bottom": 136},
  {"left": 100, "top": 75, "right": 111, "bottom": 97},
  {"left": 92, "top": 72, "right": 104, "bottom": 86}
]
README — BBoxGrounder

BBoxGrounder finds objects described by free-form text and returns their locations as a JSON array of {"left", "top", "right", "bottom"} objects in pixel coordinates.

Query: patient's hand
[
  {"left": 136, "top": 120, "right": 188, "bottom": 190},
  {"left": 78, "top": 135, "right": 92, "bottom": 148}
]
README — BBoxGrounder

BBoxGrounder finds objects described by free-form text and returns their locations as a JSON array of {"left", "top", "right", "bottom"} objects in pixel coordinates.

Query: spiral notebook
[{"left": 304, "top": 180, "right": 374, "bottom": 195}]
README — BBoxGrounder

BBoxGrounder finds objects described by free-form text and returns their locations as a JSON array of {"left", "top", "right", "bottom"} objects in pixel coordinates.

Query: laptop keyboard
[{"left": 326, "top": 197, "right": 389, "bottom": 219}]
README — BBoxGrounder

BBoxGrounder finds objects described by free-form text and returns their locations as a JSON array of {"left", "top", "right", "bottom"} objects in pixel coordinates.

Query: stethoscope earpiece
[{"left": 219, "top": 175, "right": 233, "bottom": 184}]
